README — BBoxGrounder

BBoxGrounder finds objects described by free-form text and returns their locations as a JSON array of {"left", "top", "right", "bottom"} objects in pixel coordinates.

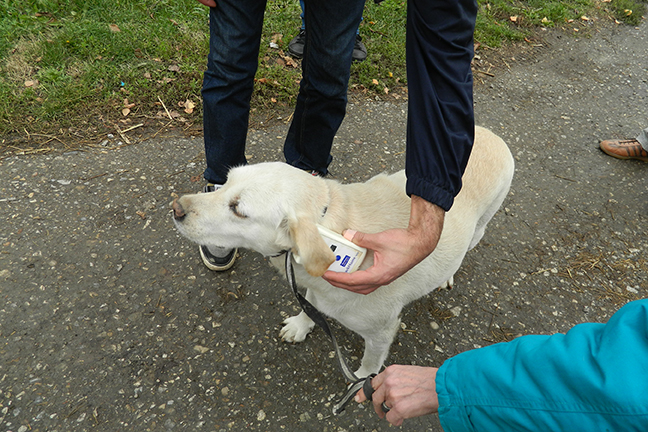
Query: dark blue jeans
[{"left": 202, "top": 0, "right": 365, "bottom": 184}]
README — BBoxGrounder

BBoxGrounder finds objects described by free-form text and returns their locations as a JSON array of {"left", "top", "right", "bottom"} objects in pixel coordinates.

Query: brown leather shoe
[{"left": 599, "top": 139, "right": 648, "bottom": 162}]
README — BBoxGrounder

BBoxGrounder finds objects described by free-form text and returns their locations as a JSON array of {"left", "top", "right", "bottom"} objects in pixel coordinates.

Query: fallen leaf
[
  {"left": 123, "top": 98, "right": 135, "bottom": 109},
  {"left": 122, "top": 108, "right": 131, "bottom": 117},
  {"left": 624, "top": 9, "right": 632, "bottom": 16},
  {"left": 136, "top": 210, "right": 147, "bottom": 220},
  {"left": 383, "top": 87, "right": 389, "bottom": 95},
  {"left": 275, "top": 57, "right": 286, "bottom": 66},
  {"left": 581, "top": 15, "right": 590, "bottom": 21},
  {"left": 183, "top": 99, "right": 195, "bottom": 114},
  {"left": 372, "top": 78, "right": 379, "bottom": 85},
  {"left": 109, "top": 24, "right": 121, "bottom": 32},
  {"left": 510, "top": 16, "right": 518, "bottom": 22},
  {"left": 271, "top": 98, "right": 277, "bottom": 103},
  {"left": 271, "top": 33, "right": 283, "bottom": 44},
  {"left": 143, "top": 72, "right": 151, "bottom": 79},
  {"left": 280, "top": 54, "right": 298, "bottom": 68},
  {"left": 24, "top": 80, "right": 39, "bottom": 87},
  {"left": 541, "top": 17, "right": 551, "bottom": 24},
  {"left": 168, "top": 65, "right": 180, "bottom": 73}
]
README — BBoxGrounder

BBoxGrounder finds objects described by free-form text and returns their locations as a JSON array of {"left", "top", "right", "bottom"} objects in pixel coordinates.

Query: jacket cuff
[
  {"left": 406, "top": 175, "right": 456, "bottom": 212},
  {"left": 437, "top": 358, "right": 473, "bottom": 432}
]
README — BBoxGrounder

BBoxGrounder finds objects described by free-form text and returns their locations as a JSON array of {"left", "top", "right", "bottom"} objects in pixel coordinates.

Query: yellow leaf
[
  {"left": 372, "top": 79, "right": 379, "bottom": 85},
  {"left": 183, "top": 99, "right": 195, "bottom": 114},
  {"left": 509, "top": 16, "right": 518, "bottom": 22}
]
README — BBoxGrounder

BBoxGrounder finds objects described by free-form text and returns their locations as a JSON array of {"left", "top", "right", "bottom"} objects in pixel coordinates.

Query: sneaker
[
  {"left": 600, "top": 139, "right": 648, "bottom": 162},
  {"left": 353, "top": 35, "right": 367, "bottom": 62},
  {"left": 288, "top": 29, "right": 306, "bottom": 59},
  {"left": 198, "top": 184, "right": 238, "bottom": 271}
]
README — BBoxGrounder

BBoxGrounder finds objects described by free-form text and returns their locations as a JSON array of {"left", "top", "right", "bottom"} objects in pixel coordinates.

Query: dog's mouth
[
  {"left": 268, "top": 249, "right": 289, "bottom": 258},
  {"left": 171, "top": 198, "right": 187, "bottom": 222}
]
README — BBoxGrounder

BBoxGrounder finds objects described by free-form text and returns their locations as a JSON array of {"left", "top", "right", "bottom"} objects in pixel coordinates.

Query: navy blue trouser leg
[
  {"left": 283, "top": 0, "right": 366, "bottom": 175},
  {"left": 202, "top": 1, "right": 266, "bottom": 185}
]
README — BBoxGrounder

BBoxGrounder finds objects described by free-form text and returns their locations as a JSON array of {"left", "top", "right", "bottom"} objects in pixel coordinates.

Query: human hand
[
  {"left": 322, "top": 196, "right": 444, "bottom": 294},
  {"left": 355, "top": 365, "right": 439, "bottom": 426},
  {"left": 195, "top": 0, "right": 216, "bottom": 7}
]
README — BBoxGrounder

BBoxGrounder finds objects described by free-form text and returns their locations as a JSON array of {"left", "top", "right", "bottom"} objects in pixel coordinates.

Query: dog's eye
[{"left": 229, "top": 198, "right": 247, "bottom": 219}]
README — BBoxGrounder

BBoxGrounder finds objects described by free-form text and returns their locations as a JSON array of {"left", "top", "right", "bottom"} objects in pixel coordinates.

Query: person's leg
[
  {"left": 202, "top": 0, "right": 267, "bottom": 185},
  {"left": 290, "top": 0, "right": 365, "bottom": 62},
  {"left": 637, "top": 127, "right": 648, "bottom": 151},
  {"left": 288, "top": 0, "right": 308, "bottom": 58},
  {"left": 200, "top": 0, "right": 266, "bottom": 270},
  {"left": 283, "top": 0, "right": 366, "bottom": 175},
  {"left": 299, "top": 0, "right": 306, "bottom": 30}
]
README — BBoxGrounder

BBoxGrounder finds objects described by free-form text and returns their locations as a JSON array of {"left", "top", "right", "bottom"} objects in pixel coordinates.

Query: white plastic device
[{"left": 316, "top": 225, "right": 366, "bottom": 273}]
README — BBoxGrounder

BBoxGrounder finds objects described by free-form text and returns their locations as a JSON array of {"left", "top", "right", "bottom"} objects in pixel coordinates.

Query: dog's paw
[
  {"left": 354, "top": 366, "right": 379, "bottom": 379},
  {"left": 439, "top": 275, "right": 454, "bottom": 290},
  {"left": 279, "top": 313, "right": 315, "bottom": 343}
]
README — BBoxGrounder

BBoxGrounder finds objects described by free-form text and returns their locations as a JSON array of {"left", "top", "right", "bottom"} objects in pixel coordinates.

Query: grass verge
[{"left": 0, "top": 0, "right": 646, "bottom": 152}]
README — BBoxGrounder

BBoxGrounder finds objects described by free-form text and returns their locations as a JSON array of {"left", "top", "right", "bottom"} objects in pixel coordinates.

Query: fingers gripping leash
[{"left": 361, "top": 373, "right": 390, "bottom": 413}]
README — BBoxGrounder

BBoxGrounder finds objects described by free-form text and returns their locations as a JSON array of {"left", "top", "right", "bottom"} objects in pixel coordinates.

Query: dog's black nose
[{"left": 172, "top": 199, "right": 186, "bottom": 221}]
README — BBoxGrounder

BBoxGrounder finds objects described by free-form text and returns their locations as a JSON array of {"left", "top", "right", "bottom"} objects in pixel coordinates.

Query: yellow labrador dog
[{"left": 172, "top": 126, "right": 514, "bottom": 378}]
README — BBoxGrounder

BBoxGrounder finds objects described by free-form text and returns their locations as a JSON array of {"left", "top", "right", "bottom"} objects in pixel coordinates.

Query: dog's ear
[{"left": 287, "top": 216, "right": 335, "bottom": 277}]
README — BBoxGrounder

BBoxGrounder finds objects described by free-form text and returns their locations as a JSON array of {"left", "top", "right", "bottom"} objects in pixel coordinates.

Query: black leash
[{"left": 284, "top": 251, "right": 375, "bottom": 414}]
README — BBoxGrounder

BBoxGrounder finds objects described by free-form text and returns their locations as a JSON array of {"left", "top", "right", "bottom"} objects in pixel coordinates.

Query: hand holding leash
[{"left": 355, "top": 365, "right": 440, "bottom": 426}]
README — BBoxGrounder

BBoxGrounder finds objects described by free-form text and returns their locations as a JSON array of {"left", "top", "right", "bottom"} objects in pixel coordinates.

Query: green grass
[{"left": 0, "top": 0, "right": 646, "bottom": 142}]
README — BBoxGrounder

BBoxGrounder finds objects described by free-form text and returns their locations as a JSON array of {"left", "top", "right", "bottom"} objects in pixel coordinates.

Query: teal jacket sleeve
[{"left": 436, "top": 299, "right": 648, "bottom": 432}]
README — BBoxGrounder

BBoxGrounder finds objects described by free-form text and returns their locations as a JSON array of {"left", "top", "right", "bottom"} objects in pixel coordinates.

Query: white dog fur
[{"left": 172, "top": 126, "right": 514, "bottom": 378}]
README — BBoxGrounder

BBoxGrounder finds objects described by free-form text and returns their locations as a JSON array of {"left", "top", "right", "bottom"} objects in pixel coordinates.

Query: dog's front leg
[
  {"left": 355, "top": 318, "right": 401, "bottom": 378},
  {"left": 279, "top": 289, "right": 316, "bottom": 343}
]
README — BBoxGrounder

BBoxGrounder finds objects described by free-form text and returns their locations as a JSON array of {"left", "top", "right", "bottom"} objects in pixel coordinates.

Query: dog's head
[{"left": 172, "top": 162, "right": 336, "bottom": 277}]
